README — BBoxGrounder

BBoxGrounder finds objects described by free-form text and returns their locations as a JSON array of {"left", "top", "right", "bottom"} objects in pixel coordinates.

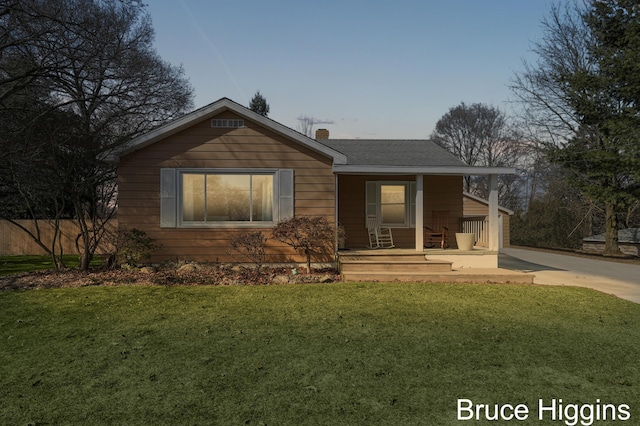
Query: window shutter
[
  {"left": 160, "top": 168, "right": 177, "bottom": 228},
  {"left": 365, "top": 181, "right": 378, "bottom": 220},
  {"left": 278, "top": 169, "right": 294, "bottom": 220}
]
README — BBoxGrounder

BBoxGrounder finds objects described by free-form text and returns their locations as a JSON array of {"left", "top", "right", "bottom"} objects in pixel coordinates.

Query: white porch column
[
  {"left": 488, "top": 174, "right": 499, "bottom": 251},
  {"left": 415, "top": 174, "right": 424, "bottom": 251}
]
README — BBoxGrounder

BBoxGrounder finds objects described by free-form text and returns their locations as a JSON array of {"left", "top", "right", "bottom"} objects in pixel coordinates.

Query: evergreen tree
[
  {"left": 511, "top": 0, "right": 640, "bottom": 255},
  {"left": 249, "top": 90, "right": 270, "bottom": 117}
]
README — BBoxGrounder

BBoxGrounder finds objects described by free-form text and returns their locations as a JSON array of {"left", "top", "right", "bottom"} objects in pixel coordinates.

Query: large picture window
[
  {"left": 181, "top": 172, "right": 274, "bottom": 223},
  {"left": 160, "top": 168, "right": 293, "bottom": 228}
]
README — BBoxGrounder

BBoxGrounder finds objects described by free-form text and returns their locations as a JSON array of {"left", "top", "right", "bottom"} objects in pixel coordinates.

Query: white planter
[{"left": 455, "top": 233, "right": 475, "bottom": 251}]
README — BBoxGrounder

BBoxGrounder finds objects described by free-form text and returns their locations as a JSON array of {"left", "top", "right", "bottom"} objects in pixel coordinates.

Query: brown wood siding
[
  {"left": 462, "top": 197, "right": 488, "bottom": 216},
  {"left": 118, "top": 111, "right": 335, "bottom": 263},
  {"left": 462, "top": 196, "right": 511, "bottom": 247},
  {"left": 338, "top": 175, "right": 463, "bottom": 249}
]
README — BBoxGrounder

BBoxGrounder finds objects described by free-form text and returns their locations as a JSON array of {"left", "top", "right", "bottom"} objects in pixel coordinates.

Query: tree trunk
[
  {"left": 305, "top": 249, "right": 312, "bottom": 274},
  {"left": 464, "top": 176, "right": 472, "bottom": 194},
  {"left": 603, "top": 201, "right": 620, "bottom": 256},
  {"left": 79, "top": 249, "right": 93, "bottom": 271},
  {"left": 74, "top": 206, "right": 93, "bottom": 271}
]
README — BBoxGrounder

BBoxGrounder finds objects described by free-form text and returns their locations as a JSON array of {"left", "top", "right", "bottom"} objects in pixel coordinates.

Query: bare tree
[
  {"left": 296, "top": 114, "right": 334, "bottom": 137},
  {"left": 0, "top": 0, "right": 63, "bottom": 104},
  {"left": 430, "top": 102, "right": 528, "bottom": 207},
  {"left": 0, "top": 0, "right": 193, "bottom": 269}
]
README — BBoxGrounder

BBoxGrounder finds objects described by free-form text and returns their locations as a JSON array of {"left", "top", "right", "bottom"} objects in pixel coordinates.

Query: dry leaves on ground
[{"left": 0, "top": 264, "right": 339, "bottom": 291}]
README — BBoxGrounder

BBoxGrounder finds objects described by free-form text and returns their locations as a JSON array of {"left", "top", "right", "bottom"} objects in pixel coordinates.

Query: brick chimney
[{"left": 315, "top": 128, "right": 329, "bottom": 140}]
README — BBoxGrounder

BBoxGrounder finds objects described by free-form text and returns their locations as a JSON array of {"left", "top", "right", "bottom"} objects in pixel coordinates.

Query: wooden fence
[{"left": 0, "top": 219, "right": 116, "bottom": 256}]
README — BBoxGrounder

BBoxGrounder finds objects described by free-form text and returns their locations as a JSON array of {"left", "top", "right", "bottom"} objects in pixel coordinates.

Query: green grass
[
  {"left": 1, "top": 283, "right": 638, "bottom": 425},
  {"left": 0, "top": 255, "right": 102, "bottom": 275}
]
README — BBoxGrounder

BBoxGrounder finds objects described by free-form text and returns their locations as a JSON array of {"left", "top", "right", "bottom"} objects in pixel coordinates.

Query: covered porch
[
  {"left": 333, "top": 171, "right": 520, "bottom": 282},
  {"left": 321, "top": 137, "right": 517, "bottom": 281},
  {"left": 335, "top": 173, "right": 504, "bottom": 254}
]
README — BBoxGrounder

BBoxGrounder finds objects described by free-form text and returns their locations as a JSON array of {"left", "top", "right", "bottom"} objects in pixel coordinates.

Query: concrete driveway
[{"left": 500, "top": 247, "right": 640, "bottom": 304}]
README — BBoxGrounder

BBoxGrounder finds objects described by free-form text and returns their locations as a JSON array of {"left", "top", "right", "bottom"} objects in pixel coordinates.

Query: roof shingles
[{"left": 319, "top": 139, "right": 468, "bottom": 167}]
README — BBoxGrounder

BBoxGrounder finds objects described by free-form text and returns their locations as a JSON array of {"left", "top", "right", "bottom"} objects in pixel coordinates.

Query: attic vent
[{"left": 211, "top": 119, "right": 244, "bottom": 128}]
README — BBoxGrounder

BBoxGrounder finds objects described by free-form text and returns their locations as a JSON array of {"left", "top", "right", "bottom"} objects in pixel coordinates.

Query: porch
[
  {"left": 337, "top": 248, "right": 533, "bottom": 284},
  {"left": 336, "top": 174, "right": 505, "bottom": 252}
]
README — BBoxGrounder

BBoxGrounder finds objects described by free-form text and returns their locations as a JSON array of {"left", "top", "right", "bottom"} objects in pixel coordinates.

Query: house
[
  {"left": 462, "top": 192, "right": 513, "bottom": 249},
  {"left": 115, "top": 98, "right": 515, "bottom": 270},
  {"left": 582, "top": 228, "right": 640, "bottom": 257}
]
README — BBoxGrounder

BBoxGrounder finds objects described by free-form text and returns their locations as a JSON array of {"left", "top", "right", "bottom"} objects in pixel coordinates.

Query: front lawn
[
  {"left": 1, "top": 283, "right": 638, "bottom": 425},
  {"left": 0, "top": 255, "right": 102, "bottom": 276}
]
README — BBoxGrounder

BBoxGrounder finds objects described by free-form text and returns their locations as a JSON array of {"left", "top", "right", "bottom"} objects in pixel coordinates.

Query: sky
[{"left": 147, "top": 0, "right": 558, "bottom": 139}]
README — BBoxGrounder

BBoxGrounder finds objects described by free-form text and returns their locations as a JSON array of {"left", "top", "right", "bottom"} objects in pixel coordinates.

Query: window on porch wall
[{"left": 366, "top": 181, "right": 416, "bottom": 227}]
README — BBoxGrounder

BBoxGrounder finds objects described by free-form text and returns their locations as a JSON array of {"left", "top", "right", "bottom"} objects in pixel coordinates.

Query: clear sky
[{"left": 147, "top": 0, "right": 557, "bottom": 139}]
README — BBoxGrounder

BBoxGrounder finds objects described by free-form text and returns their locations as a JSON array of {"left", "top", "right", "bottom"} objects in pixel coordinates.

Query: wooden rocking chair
[
  {"left": 366, "top": 215, "right": 395, "bottom": 249},
  {"left": 424, "top": 210, "right": 449, "bottom": 249}
]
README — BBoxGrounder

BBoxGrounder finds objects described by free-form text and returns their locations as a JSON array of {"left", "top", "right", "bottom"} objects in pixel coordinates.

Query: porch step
[
  {"left": 339, "top": 252, "right": 453, "bottom": 281},
  {"left": 336, "top": 250, "right": 533, "bottom": 284},
  {"left": 341, "top": 271, "right": 451, "bottom": 282},
  {"left": 339, "top": 251, "right": 433, "bottom": 262},
  {"left": 339, "top": 259, "right": 453, "bottom": 273},
  {"left": 341, "top": 270, "right": 534, "bottom": 284},
  {"left": 340, "top": 254, "right": 430, "bottom": 262}
]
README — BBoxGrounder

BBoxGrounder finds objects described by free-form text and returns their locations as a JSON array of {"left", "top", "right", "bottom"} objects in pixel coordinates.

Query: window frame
[
  {"left": 366, "top": 181, "right": 416, "bottom": 228},
  {"left": 177, "top": 168, "right": 278, "bottom": 228}
]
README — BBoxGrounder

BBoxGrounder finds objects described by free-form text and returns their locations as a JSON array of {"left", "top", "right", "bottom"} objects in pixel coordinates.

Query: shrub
[
  {"left": 272, "top": 216, "right": 335, "bottom": 273},
  {"left": 228, "top": 231, "right": 269, "bottom": 271},
  {"left": 116, "top": 228, "right": 156, "bottom": 266}
]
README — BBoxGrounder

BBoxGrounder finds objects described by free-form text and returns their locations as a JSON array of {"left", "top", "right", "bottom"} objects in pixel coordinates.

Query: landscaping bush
[
  {"left": 272, "top": 216, "right": 335, "bottom": 273},
  {"left": 228, "top": 231, "right": 269, "bottom": 271},
  {"left": 116, "top": 228, "right": 156, "bottom": 266}
]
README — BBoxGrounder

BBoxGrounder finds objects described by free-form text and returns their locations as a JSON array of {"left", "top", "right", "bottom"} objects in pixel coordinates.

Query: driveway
[{"left": 500, "top": 247, "right": 640, "bottom": 304}]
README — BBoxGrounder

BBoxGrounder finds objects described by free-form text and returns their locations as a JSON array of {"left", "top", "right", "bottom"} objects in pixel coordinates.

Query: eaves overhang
[{"left": 332, "top": 165, "right": 517, "bottom": 175}]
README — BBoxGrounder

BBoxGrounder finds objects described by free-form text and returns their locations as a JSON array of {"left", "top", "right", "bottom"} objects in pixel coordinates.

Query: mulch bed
[{"left": 0, "top": 264, "right": 340, "bottom": 291}]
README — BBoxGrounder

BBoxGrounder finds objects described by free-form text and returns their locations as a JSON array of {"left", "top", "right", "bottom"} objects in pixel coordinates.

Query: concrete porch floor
[
  {"left": 337, "top": 248, "right": 533, "bottom": 284},
  {"left": 339, "top": 247, "right": 498, "bottom": 255}
]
